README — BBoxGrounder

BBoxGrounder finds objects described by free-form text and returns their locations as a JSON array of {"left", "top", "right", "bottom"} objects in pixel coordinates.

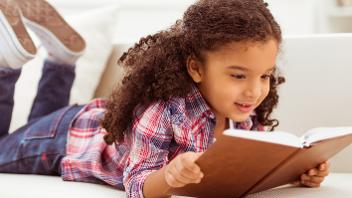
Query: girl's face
[{"left": 187, "top": 39, "right": 279, "bottom": 123}]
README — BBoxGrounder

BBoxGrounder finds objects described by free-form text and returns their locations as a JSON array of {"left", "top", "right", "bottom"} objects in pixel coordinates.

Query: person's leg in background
[
  {"left": 27, "top": 59, "right": 77, "bottom": 122},
  {"left": 18, "top": 0, "right": 86, "bottom": 121},
  {"left": 0, "top": 0, "right": 36, "bottom": 138},
  {"left": 0, "top": 0, "right": 85, "bottom": 175}
]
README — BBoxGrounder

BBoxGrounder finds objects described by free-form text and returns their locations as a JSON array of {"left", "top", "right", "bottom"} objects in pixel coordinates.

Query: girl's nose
[{"left": 243, "top": 81, "right": 262, "bottom": 99}]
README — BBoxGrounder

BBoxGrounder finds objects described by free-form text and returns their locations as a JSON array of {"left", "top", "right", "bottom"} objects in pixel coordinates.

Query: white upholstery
[
  {"left": 1, "top": 34, "right": 351, "bottom": 197},
  {"left": 247, "top": 173, "right": 352, "bottom": 198},
  {"left": 274, "top": 34, "right": 352, "bottom": 172},
  {"left": 0, "top": 173, "right": 351, "bottom": 197}
]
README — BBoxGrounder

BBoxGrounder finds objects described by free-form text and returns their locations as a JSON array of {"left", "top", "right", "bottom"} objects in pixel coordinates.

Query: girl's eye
[
  {"left": 261, "top": 74, "right": 272, "bottom": 80},
  {"left": 231, "top": 74, "right": 246, "bottom": 79}
]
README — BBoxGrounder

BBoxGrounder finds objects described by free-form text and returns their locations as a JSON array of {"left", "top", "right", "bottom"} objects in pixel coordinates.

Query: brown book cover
[{"left": 168, "top": 127, "right": 352, "bottom": 198}]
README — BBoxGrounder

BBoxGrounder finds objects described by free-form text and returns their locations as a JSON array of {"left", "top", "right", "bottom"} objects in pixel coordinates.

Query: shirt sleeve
[{"left": 123, "top": 101, "right": 173, "bottom": 198}]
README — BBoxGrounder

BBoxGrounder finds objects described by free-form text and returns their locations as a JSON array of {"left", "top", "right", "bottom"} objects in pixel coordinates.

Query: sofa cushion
[
  {"left": 0, "top": 173, "right": 351, "bottom": 197},
  {"left": 274, "top": 34, "right": 352, "bottom": 172},
  {"left": 247, "top": 173, "right": 352, "bottom": 198}
]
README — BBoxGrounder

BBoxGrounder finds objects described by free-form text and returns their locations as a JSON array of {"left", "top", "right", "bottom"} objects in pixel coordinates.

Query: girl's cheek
[{"left": 261, "top": 87, "right": 271, "bottom": 100}]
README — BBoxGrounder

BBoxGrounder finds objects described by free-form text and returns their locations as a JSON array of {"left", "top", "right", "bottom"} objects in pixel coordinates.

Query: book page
[
  {"left": 223, "top": 129, "right": 302, "bottom": 148},
  {"left": 301, "top": 127, "right": 352, "bottom": 145}
]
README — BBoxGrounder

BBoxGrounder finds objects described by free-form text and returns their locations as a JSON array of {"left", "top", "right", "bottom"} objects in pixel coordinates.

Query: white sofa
[{"left": 1, "top": 34, "right": 352, "bottom": 197}]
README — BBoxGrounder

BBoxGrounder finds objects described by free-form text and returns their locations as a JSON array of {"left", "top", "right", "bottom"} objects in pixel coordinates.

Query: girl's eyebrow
[
  {"left": 227, "top": 65, "right": 249, "bottom": 71},
  {"left": 228, "top": 65, "right": 276, "bottom": 72},
  {"left": 267, "top": 66, "right": 276, "bottom": 72}
]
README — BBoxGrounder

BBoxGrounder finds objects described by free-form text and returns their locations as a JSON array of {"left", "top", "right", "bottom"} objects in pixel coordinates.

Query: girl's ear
[{"left": 186, "top": 56, "right": 203, "bottom": 83}]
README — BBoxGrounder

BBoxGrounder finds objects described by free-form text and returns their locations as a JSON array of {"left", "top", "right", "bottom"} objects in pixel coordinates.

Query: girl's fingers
[
  {"left": 318, "top": 161, "right": 330, "bottom": 177},
  {"left": 165, "top": 171, "right": 185, "bottom": 187},
  {"left": 301, "top": 174, "right": 325, "bottom": 184},
  {"left": 308, "top": 175, "right": 325, "bottom": 184},
  {"left": 301, "top": 180, "right": 321, "bottom": 188},
  {"left": 299, "top": 162, "right": 330, "bottom": 188},
  {"left": 174, "top": 160, "right": 202, "bottom": 181},
  {"left": 319, "top": 161, "right": 331, "bottom": 171},
  {"left": 183, "top": 159, "right": 201, "bottom": 174},
  {"left": 180, "top": 153, "right": 203, "bottom": 176},
  {"left": 317, "top": 169, "right": 329, "bottom": 177},
  {"left": 319, "top": 161, "right": 330, "bottom": 170},
  {"left": 307, "top": 167, "right": 329, "bottom": 177},
  {"left": 301, "top": 174, "right": 310, "bottom": 181},
  {"left": 165, "top": 152, "right": 205, "bottom": 188},
  {"left": 316, "top": 168, "right": 330, "bottom": 177},
  {"left": 290, "top": 180, "right": 301, "bottom": 186},
  {"left": 319, "top": 163, "right": 325, "bottom": 170},
  {"left": 324, "top": 161, "right": 330, "bottom": 168},
  {"left": 307, "top": 168, "right": 318, "bottom": 176},
  {"left": 171, "top": 165, "right": 196, "bottom": 184}
]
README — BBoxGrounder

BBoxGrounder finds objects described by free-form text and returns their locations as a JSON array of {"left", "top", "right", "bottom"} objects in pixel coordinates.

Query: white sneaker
[
  {"left": 0, "top": 0, "right": 36, "bottom": 69},
  {"left": 17, "top": 0, "right": 86, "bottom": 65}
]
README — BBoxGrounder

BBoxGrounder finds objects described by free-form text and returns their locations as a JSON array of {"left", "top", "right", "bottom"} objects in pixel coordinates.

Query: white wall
[
  {"left": 113, "top": 0, "right": 326, "bottom": 43},
  {"left": 267, "top": 0, "right": 319, "bottom": 35},
  {"left": 49, "top": 0, "right": 352, "bottom": 44},
  {"left": 112, "top": 0, "right": 328, "bottom": 43}
]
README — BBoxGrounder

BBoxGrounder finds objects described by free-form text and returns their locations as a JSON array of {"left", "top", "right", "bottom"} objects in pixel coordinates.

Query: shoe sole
[
  {"left": 18, "top": 0, "right": 86, "bottom": 53},
  {"left": 0, "top": 0, "right": 36, "bottom": 68},
  {"left": 0, "top": 0, "right": 36, "bottom": 55}
]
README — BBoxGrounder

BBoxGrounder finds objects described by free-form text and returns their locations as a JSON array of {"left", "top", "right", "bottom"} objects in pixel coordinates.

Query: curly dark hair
[{"left": 101, "top": 0, "right": 285, "bottom": 144}]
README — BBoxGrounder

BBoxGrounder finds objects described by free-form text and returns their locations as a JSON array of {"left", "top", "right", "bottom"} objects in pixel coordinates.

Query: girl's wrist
[
  {"left": 161, "top": 165, "right": 173, "bottom": 190},
  {"left": 143, "top": 165, "right": 172, "bottom": 198}
]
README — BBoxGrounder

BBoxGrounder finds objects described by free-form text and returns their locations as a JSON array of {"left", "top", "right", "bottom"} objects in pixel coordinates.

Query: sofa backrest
[
  {"left": 275, "top": 34, "right": 352, "bottom": 133},
  {"left": 274, "top": 34, "right": 352, "bottom": 172}
]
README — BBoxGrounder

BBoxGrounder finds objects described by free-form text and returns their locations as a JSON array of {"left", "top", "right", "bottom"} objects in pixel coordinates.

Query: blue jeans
[{"left": 0, "top": 61, "right": 84, "bottom": 175}]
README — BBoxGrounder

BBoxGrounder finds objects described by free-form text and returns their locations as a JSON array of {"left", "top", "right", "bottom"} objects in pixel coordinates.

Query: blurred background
[{"left": 47, "top": 0, "right": 352, "bottom": 44}]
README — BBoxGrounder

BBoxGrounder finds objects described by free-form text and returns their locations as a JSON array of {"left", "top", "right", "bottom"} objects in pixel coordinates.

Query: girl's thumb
[{"left": 195, "top": 152, "right": 204, "bottom": 158}]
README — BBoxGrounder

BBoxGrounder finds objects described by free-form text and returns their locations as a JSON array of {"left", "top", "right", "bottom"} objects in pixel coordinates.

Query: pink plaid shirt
[{"left": 60, "top": 85, "right": 265, "bottom": 197}]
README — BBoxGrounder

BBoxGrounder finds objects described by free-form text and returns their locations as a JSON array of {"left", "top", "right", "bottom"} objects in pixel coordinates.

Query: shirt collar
[
  {"left": 233, "top": 115, "right": 255, "bottom": 130},
  {"left": 185, "top": 83, "right": 216, "bottom": 119}
]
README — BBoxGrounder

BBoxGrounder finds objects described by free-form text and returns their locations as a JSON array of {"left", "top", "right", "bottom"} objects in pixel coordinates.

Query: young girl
[{"left": 0, "top": 0, "right": 330, "bottom": 197}]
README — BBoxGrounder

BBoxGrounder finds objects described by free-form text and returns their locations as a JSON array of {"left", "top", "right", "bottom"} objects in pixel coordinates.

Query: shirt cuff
[{"left": 125, "top": 169, "right": 156, "bottom": 198}]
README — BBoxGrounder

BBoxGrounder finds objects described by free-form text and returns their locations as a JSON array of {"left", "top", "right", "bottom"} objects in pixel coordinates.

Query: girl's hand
[
  {"left": 291, "top": 161, "right": 330, "bottom": 188},
  {"left": 164, "top": 152, "right": 204, "bottom": 188}
]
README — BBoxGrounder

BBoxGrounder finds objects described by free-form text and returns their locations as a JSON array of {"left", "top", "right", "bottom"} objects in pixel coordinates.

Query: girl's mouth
[{"left": 235, "top": 103, "right": 254, "bottom": 113}]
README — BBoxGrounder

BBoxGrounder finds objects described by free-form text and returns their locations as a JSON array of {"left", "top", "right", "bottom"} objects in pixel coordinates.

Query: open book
[{"left": 168, "top": 126, "right": 352, "bottom": 197}]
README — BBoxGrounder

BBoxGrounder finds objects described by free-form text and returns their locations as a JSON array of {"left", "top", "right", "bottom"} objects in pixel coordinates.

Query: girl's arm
[
  {"left": 143, "top": 166, "right": 171, "bottom": 198},
  {"left": 123, "top": 101, "right": 203, "bottom": 198},
  {"left": 123, "top": 101, "right": 173, "bottom": 198}
]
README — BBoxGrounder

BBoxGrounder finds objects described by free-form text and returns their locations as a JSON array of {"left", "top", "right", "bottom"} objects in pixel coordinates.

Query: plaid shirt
[{"left": 60, "top": 85, "right": 265, "bottom": 198}]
